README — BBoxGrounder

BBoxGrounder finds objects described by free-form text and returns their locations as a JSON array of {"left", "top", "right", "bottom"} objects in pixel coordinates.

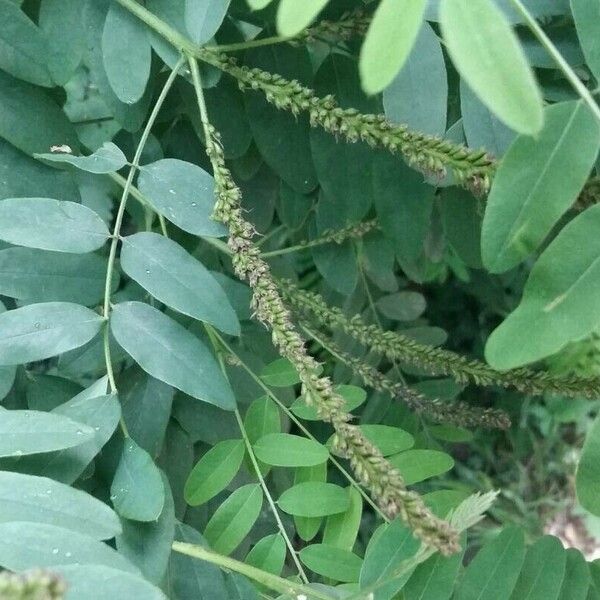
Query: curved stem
[
  {"left": 510, "top": 0, "right": 600, "bottom": 123},
  {"left": 171, "top": 542, "right": 335, "bottom": 600},
  {"left": 102, "top": 56, "right": 185, "bottom": 396}
]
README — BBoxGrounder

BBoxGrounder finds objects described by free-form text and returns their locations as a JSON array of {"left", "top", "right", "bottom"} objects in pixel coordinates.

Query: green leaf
[
  {"left": 259, "top": 358, "right": 300, "bottom": 387},
  {"left": 359, "top": 519, "right": 420, "bottom": 600},
  {"left": 247, "top": 0, "right": 272, "bottom": 8},
  {"left": 440, "top": 0, "right": 543, "bottom": 134},
  {"left": 184, "top": 439, "right": 245, "bottom": 506},
  {"left": 403, "top": 541, "right": 465, "bottom": 600},
  {"left": 454, "top": 525, "right": 525, "bottom": 600},
  {"left": 244, "top": 45, "right": 317, "bottom": 193},
  {"left": 276, "top": 0, "right": 329, "bottom": 37},
  {"left": 39, "top": 0, "right": 85, "bottom": 86},
  {"left": 253, "top": 433, "right": 328, "bottom": 467},
  {"left": 360, "top": 425, "right": 415, "bottom": 456},
  {"left": 509, "top": 535, "right": 566, "bottom": 600},
  {"left": 0, "top": 521, "right": 138, "bottom": 574},
  {"left": 0, "top": 70, "right": 78, "bottom": 156},
  {"left": 244, "top": 397, "right": 281, "bottom": 444},
  {"left": 485, "top": 204, "right": 600, "bottom": 369},
  {"left": 440, "top": 187, "right": 483, "bottom": 269},
  {"left": 571, "top": 0, "right": 600, "bottom": 81},
  {"left": 293, "top": 463, "right": 327, "bottom": 542},
  {"left": 224, "top": 573, "right": 260, "bottom": 599},
  {"left": 111, "top": 301, "right": 235, "bottom": 410},
  {"left": 460, "top": 79, "right": 516, "bottom": 157},
  {"left": 0, "top": 302, "right": 104, "bottom": 366},
  {"left": 0, "top": 0, "right": 52, "bottom": 87},
  {"left": 120, "top": 232, "right": 240, "bottom": 335},
  {"left": 388, "top": 449, "right": 454, "bottom": 485},
  {"left": 0, "top": 137, "right": 79, "bottom": 202},
  {"left": 117, "top": 473, "right": 175, "bottom": 584},
  {"left": 291, "top": 384, "right": 367, "bottom": 421},
  {"left": 558, "top": 548, "right": 590, "bottom": 600},
  {"left": 102, "top": 3, "right": 152, "bottom": 104},
  {"left": 429, "top": 425, "right": 473, "bottom": 443},
  {"left": 0, "top": 198, "right": 109, "bottom": 253},
  {"left": 245, "top": 534, "right": 286, "bottom": 576},
  {"left": 137, "top": 159, "right": 227, "bottom": 238},
  {"left": 310, "top": 54, "right": 377, "bottom": 224},
  {"left": 34, "top": 388, "right": 120, "bottom": 484},
  {"left": 167, "top": 523, "right": 229, "bottom": 599},
  {"left": 375, "top": 291, "right": 426, "bottom": 321},
  {"left": 299, "top": 544, "right": 362, "bottom": 583},
  {"left": 54, "top": 565, "right": 167, "bottom": 600},
  {"left": 0, "top": 248, "right": 113, "bottom": 306},
  {"left": 312, "top": 202, "right": 358, "bottom": 295},
  {"left": 359, "top": 0, "right": 427, "bottom": 95},
  {"left": 204, "top": 484, "right": 263, "bottom": 555},
  {"left": 278, "top": 482, "right": 349, "bottom": 518},
  {"left": 36, "top": 143, "right": 127, "bottom": 174},
  {"left": 111, "top": 438, "right": 165, "bottom": 522},
  {"left": 577, "top": 413, "right": 600, "bottom": 517},
  {"left": 0, "top": 471, "right": 120, "bottom": 539},
  {"left": 185, "top": 0, "right": 232, "bottom": 43},
  {"left": 120, "top": 369, "right": 174, "bottom": 457},
  {"left": 323, "top": 487, "right": 363, "bottom": 551},
  {"left": 383, "top": 22, "right": 447, "bottom": 135},
  {"left": 481, "top": 101, "right": 600, "bottom": 273},
  {"left": 201, "top": 77, "right": 252, "bottom": 160},
  {"left": 373, "top": 153, "right": 434, "bottom": 262}
]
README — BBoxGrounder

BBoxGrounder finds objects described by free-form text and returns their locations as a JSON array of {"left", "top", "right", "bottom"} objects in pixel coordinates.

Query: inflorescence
[
  {"left": 191, "top": 58, "right": 460, "bottom": 553},
  {"left": 301, "top": 322, "right": 511, "bottom": 430},
  {"left": 282, "top": 280, "right": 600, "bottom": 399}
]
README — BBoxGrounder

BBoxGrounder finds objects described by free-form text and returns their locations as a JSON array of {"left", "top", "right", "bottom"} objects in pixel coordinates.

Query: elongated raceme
[
  {"left": 116, "top": 0, "right": 599, "bottom": 203},
  {"left": 0, "top": 570, "right": 65, "bottom": 600},
  {"left": 302, "top": 322, "right": 511, "bottom": 430},
  {"left": 189, "top": 56, "right": 459, "bottom": 555},
  {"left": 282, "top": 280, "right": 600, "bottom": 399},
  {"left": 197, "top": 48, "right": 496, "bottom": 196}
]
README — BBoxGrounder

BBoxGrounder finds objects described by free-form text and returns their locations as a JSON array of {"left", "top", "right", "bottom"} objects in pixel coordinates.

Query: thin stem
[
  {"left": 261, "top": 239, "right": 328, "bottom": 258},
  {"left": 256, "top": 224, "right": 286, "bottom": 248},
  {"left": 116, "top": 0, "right": 197, "bottom": 55},
  {"left": 234, "top": 408, "right": 309, "bottom": 583},
  {"left": 171, "top": 542, "right": 335, "bottom": 600},
  {"left": 510, "top": 0, "right": 600, "bottom": 123},
  {"left": 107, "top": 172, "right": 233, "bottom": 256},
  {"left": 102, "top": 56, "right": 185, "bottom": 397},
  {"left": 211, "top": 330, "right": 389, "bottom": 522},
  {"left": 359, "top": 267, "right": 406, "bottom": 385},
  {"left": 203, "top": 325, "right": 309, "bottom": 584},
  {"left": 207, "top": 35, "right": 293, "bottom": 53}
]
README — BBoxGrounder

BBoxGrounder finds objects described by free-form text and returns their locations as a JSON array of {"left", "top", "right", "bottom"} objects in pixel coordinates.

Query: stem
[
  {"left": 171, "top": 542, "right": 335, "bottom": 600},
  {"left": 510, "top": 0, "right": 600, "bottom": 123},
  {"left": 211, "top": 330, "right": 389, "bottom": 522},
  {"left": 359, "top": 267, "right": 407, "bottom": 385},
  {"left": 203, "top": 325, "right": 309, "bottom": 584},
  {"left": 207, "top": 35, "right": 293, "bottom": 53},
  {"left": 116, "top": 0, "right": 197, "bottom": 55},
  {"left": 107, "top": 173, "right": 233, "bottom": 257},
  {"left": 102, "top": 56, "right": 184, "bottom": 396},
  {"left": 234, "top": 408, "right": 309, "bottom": 583},
  {"left": 261, "top": 238, "right": 330, "bottom": 258}
]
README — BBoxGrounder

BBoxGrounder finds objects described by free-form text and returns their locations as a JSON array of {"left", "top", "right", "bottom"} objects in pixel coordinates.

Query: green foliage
[
  {"left": 440, "top": 0, "right": 544, "bottom": 134},
  {"left": 0, "top": 0, "right": 599, "bottom": 597}
]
